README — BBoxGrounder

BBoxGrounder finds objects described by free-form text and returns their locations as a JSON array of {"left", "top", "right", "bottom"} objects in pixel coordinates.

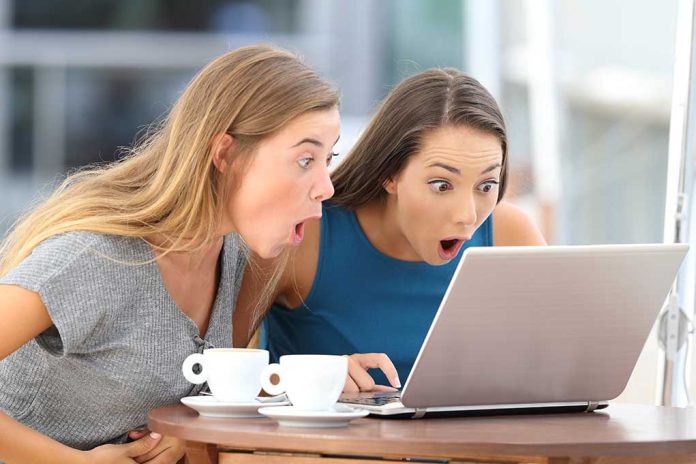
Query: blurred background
[{"left": 0, "top": 0, "right": 683, "bottom": 403}]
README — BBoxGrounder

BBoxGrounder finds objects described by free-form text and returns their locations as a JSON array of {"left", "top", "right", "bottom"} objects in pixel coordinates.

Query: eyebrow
[
  {"left": 290, "top": 135, "right": 341, "bottom": 149},
  {"left": 427, "top": 162, "right": 460, "bottom": 175},
  {"left": 427, "top": 162, "right": 502, "bottom": 176},
  {"left": 481, "top": 163, "right": 502, "bottom": 174},
  {"left": 291, "top": 138, "right": 323, "bottom": 149}
]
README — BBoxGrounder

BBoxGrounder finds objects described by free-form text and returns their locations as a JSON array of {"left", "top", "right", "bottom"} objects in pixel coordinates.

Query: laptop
[{"left": 339, "top": 243, "right": 689, "bottom": 418}]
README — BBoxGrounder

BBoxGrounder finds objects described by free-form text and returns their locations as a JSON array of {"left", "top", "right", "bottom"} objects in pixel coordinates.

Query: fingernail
[
  {"left": 150, "top": 432, "right": 161, "bottom": 439},
  {"left": 393, "top": 377, "right": 401, "bottom": 388}
]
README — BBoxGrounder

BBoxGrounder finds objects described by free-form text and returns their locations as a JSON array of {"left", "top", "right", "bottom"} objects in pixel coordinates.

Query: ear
[
  {"left": 211, "top": 133, "right": 235, "bottom": 173},
  {"left": 383, "top": 176, "right": 398, "bottom": 195}
]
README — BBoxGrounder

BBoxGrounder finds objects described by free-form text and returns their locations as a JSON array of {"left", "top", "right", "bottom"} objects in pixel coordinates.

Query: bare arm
[
  {"left": 0, "top": 285, "right": 53, "bottom": 358},
  {"left": 0, "top": 285, "right": 76, "bottom": 463},
  {"left": 493, "top": 201, "right": 547, "bottom": 246},
  {"left": 0, "top": 285, "right": 164, "bottom": 464},
  {"left": 0, "top": 285, "right": 88, "bottom": 463}
]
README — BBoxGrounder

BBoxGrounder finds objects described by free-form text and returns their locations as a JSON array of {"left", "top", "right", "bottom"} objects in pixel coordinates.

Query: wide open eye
[
  {"left": 298, "top": 157, "right": 313, "bottom": 169},
  {"left": 477, "top": 180, "right": 499, "bottom": 193},
  {"left": 428, "top": 180, "right": 452, "bottom": 193}
]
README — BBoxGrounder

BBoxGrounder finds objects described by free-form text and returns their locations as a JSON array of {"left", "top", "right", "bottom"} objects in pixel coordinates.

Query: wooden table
[{"left": 149, "top": 403, "right": 696, "bottom": 464}]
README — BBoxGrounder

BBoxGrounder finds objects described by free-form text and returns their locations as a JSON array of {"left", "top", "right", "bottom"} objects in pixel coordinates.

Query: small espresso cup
[
  {"left": 260, "top": 354, "right": 348, "bottom": 411},
  {"left": 182, "top": 348, "right": 269, "bottom": 403}
]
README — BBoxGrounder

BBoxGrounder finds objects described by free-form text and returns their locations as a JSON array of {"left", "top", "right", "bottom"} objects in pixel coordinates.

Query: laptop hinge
[
  {"left": 585, "top": 401, "right": 600, "bottom": 412},
  {"left": 411, "top": 408, "right": 427, "bottom": 419}
]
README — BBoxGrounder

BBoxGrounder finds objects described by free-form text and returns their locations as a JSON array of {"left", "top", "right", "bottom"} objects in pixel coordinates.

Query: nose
[
  {"left": 310, "top": 164, "right": 335, "bottom": 202},
  {"left": 456, "top": 193, "right": 478, "bottom": 227}
]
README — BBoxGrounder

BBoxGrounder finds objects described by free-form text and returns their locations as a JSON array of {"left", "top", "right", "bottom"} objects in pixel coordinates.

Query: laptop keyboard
[{"left": 339, "top": 391, "right": 402, "bottom": 406}]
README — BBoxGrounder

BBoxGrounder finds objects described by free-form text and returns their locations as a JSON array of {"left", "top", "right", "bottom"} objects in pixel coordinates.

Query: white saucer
[
  {"left": 258, "top": 404, "right": 369, "bottom": 428},
  {"left": 181, "top": 396, "right": 289, "bottom": 418}
]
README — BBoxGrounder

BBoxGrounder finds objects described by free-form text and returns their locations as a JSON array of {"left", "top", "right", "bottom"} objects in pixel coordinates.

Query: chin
[
  {"left": 255, "top": 248, "right": 277, "bottom": 260},
  {"left": 416, "top": 251, "right": 440, "bottom": 266},
  {"left": 423, "top": 252, "right": 449, "bottom": 266},
  {"left": 258, "top": 242, "right": 285, "bottom": 259},
  {"left": 242, "top": 238, "right": 273, "bottom": 259}
]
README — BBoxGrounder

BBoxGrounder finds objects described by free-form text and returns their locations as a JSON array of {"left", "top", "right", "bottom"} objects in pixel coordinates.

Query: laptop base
[
  {"left": 362, "top": 402, "right": 609, "bottom": 419},
  {"left": 339, "top": 392, "right": 608, "bottom": 419}
]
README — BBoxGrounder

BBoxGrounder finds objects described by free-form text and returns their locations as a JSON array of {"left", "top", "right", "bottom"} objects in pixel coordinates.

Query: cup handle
[
  {"left": 260, "top": 363, "right": 285, "bottom": 396},
  {"left": 182, "top": 353, "right": 207, "bottom": 384}
]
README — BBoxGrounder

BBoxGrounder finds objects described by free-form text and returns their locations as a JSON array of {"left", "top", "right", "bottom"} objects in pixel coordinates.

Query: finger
[
  {"left": 134, "top": 446, "right": 160, "bottom": 464},
  {"left": 134, "top": 437, "right": 173, "bottom": 462},
  {"left": 371, "top": 384, "right": 399, "bottom": 392},
  {"left": 135, "top": 445, "right": 166, "bottom": 464},
  {"left": 126, "top": 433, "right": 162, "bottom": 458},
  {"left": 347, "top": 358, "right": 377, "bottom": 392},
  {"left": 356, "top": 353, "right": 401, "bottom": 388},
  {"left": 143, "top": 447, "right": 184, "bottom": 464},
  {"left": 128, "top": 429, "right": 150, "bottom": 440},
  {"left": 343, "top": 376, "right": 360, "bottom": 393}
]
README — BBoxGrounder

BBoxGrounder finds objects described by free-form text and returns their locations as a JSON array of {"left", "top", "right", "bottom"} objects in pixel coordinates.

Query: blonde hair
[{"left": 0, "top": 44, "right": 339, "bottom": 284}]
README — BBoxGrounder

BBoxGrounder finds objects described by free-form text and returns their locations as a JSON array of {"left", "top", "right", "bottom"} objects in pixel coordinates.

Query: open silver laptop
[{"left": 340, "top": 243, "right": 689, "bottom": 418}]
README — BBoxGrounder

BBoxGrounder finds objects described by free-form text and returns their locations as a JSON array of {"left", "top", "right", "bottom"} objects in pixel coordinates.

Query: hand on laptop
[{"left": 342, "top": 353, "right": 401, "bottom": 393}]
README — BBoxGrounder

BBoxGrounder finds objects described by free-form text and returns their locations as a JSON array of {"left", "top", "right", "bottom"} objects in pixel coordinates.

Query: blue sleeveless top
[{"left": 261, "top": 203, "right": 494, "bottom": 385}]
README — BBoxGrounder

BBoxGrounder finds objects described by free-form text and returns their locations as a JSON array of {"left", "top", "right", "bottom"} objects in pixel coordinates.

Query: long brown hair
[
  {"left": 0, "top": 44, "right": 339, "bottom": 277},
  {"left": 331, "top": 68, "right": 507, "bottom": 209}
]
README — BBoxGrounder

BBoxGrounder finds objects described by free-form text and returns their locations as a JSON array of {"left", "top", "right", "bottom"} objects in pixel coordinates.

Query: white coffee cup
[
  {"left": 260, "top": 354, "right": 348, "bottom": 411},
  {"left": 182, "top": 348, "right": 269, "bottom": 403}
]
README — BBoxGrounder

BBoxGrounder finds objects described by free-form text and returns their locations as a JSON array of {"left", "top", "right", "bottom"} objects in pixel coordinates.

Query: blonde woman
[{"left": 0, "top": 45, "right": 339, "bottom": 464}]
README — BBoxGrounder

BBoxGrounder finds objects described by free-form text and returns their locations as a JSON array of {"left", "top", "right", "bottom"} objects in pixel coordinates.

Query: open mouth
[
  {"left": 290, "top": 221, "right": 305, "bottom": 246},
  {"left": 437, "top": 238, "right": 464, "bottom": 261}
]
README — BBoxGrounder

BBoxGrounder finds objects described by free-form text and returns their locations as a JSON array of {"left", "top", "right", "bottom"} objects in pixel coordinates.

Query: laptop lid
[{"left": 400, "top": 243, "right": 689, "bottom": 409}]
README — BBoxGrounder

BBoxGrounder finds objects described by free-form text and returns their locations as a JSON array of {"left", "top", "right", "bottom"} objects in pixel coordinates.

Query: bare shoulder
[{"left": 492, "top": 201, "right": 547, "bottom": 246}]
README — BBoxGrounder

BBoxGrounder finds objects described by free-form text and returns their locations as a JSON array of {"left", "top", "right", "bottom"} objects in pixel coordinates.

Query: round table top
[{"left": 149, "top": 403, "right": 696, "bottom": 458}]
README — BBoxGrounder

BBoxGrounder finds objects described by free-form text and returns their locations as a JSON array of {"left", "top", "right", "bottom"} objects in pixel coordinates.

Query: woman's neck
[
  {"left": 146, "top": 234, "right": 224, "bottom": 269},
  {"left": 355, "top": 200, "right": 421, "bottom": 261}
]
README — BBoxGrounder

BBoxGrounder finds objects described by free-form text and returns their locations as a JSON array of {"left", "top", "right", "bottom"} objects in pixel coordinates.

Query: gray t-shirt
[{"left": 0, "top": 231, "right": 245, "bottom": 450}]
